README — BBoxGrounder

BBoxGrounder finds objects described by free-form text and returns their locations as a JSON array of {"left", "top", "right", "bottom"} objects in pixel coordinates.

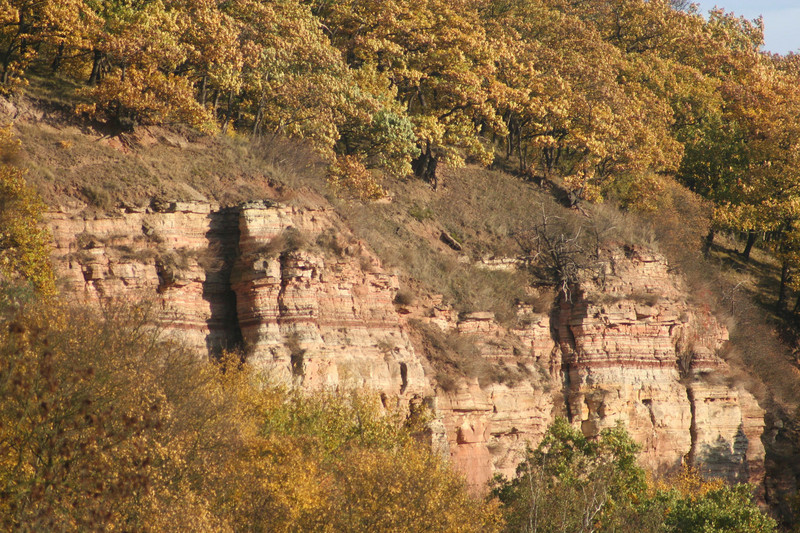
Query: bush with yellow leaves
[
  {"left": 0, "top": 288, "right": 501, "bottom": 532},
  {"left": 327, "top": 154, "right": 386, "bottom": 201},
  {"left": 0, "top": 124, "right": 55, "bottom": 295}
]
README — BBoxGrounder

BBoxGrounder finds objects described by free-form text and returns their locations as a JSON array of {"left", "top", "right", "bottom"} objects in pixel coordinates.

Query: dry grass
[
  {"left": 13, "top": 114, "right": 327, "bottom": 211},
  {"left": 255, "top": 227, "right": 360, "bottom": 263},
  {"left": 336, "top": 167, "right": 582, "bottom": 323},
  {"left": 314, "top": 228, "right": 349, "bottom": 257},
  {"left": 520, "top": 287, "right": 556, "bottom": 315},
  {"left": 409, "top": 320, "right": 535, "bottom": 391}
]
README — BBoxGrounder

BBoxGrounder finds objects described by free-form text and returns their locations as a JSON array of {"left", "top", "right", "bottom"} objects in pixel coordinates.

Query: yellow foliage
[
  {"left": 327, "top": 154, "right": 386, "bottom": 201},
  {"left": 0, "top": 294, "right": 501, "bottom": 531},
  {"left": 0, "top": 124, "right": 55, "bottom": 295},
  {"left": 659, "top": 466, "right": 725, "bottom": 501},
  {"left": 79, "top": 66, "right": 214, "bottom": 130}
]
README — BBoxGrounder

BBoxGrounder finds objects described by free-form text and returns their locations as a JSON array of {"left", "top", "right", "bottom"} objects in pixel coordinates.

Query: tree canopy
[
  {"left": 5, "top": 0, "right": 800, "bottom": 298},
  {"left": 492, "top": 418, "right": 776, "bottom": 533}
]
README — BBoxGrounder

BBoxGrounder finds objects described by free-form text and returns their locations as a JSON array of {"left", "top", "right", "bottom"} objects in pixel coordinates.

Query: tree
[
  {"left": 482, "top": 0, "right": 681, "bottom": 202},
  {"left": 311, "top": 0, "right": 503, "bottom": 186},
  {"left": 493, "top": 418, "right": 646, "bottom": 533},
  {"left": 655, "top": 471, "right": 777, "bottom": 533},
  {"left": 77, "top": 0, "right": 212, "bottom": 129},
  {"left": 0, "top": 0, "right": 90, "bottom": 87},
  {"left": 0, "top": 124, "right": 54, "bottom": 295},
  {"left": 493, "top": 419, "right": 776, "bottom": 533},
  {"left": 0, "top": 288, "right": 502, "bottom": 530}
]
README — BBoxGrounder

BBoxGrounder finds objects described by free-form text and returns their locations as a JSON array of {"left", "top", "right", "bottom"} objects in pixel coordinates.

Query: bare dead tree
[{"left": 515, "top": 206, "right": 599, "bottom": 302}]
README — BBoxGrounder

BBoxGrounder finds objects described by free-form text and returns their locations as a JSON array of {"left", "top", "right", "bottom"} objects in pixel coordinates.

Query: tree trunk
[
  {"left": 412, "top": 142, "right": 439, "bottom": 189},
  {"left": 88, "top": 49, "right": 103, "bottom": 85},
  {"left": 252, "top": 97, "right": 265, "bottom": 137},
  {"left": 51, "top": 42, "right": 65, "bottom": 73},
  {"left": 741, "top": 230, "right": 757, "bottom": 260},
  {"left": 779, "top": 259, "right": 790, "bottom": 312},
  {"left": 212, "top": 90, "right": 220, "bottom": 120},
  {"left": 543, "top": 147, "right": 554, "bottom": 174},
  {"left": 702, "top": 227, "right": 715, "bottom": 258},
  {"left": 221, "top": 89, "right": 234, "bottom": 133}
]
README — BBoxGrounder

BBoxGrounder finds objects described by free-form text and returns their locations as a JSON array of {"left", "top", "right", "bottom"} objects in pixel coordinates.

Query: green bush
[{"left": 493, "top": 418, "right": 776, "bottom": 533}]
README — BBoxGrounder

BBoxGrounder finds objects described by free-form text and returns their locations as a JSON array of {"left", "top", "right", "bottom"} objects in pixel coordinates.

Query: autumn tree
[
  {"left": 310, "top": 0, "right": 503, "bottom": 187},
  {"left": 0, "top": 124, "right": 54, "bottom": 295},
  {"left": 0, "top": 0, "right": 90, "bottom": 87},
  {"left": 0, "top": 288, "right": 501, "bottom": 531},
  {"left": 480, "top": 0, "right": 682, "bottom": 203},
  {"left": 651, "top": 469, "right": 777, "bottom": 533},
  {"left": 76, "top": 0, "right": 212, "bottom": 129}
]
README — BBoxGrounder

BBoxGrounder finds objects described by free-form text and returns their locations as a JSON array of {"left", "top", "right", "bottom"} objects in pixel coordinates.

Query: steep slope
[{"left": 46, "top": 198, "right": 766, "bottom": 494}]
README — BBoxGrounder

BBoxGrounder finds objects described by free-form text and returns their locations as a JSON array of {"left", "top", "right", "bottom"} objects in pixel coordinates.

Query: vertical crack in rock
[
  {"left": 205, "top": 206, "right": 243, "bottom": 355},
  {"left": 276, "top": 251, "right": 292, "bottom": 320},
  {"left": 686, "top": 383, "right": 698, "bottom": 466},
  {"left": 643, "top": 398, "right": 656, "bottom": 429},
  {"left": 550, "top": 298, "right": 573, "bottom": 421},
  {"left": 400, "top": 362, "right": 408, "bottom": 394}
]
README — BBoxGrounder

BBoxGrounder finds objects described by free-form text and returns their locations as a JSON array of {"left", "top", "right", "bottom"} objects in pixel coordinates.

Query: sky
[{"left": 694, "top": 0, "right": 800, "bottom": 54}]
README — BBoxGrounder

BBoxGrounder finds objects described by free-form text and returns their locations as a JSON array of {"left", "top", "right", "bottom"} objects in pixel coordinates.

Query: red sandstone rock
[{"left": 47, "top": 205, "right": 766, "bottom": 494}]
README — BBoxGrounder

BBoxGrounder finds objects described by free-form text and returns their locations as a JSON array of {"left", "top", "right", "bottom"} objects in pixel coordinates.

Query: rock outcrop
[
  {"left": 230, "top": 200, "right": 426, "bottom": 396},
  {"left": 555, "top": 247, "right": 764, "bottom": 486},
  {"left": 47, "top": 200, "right": 766, "bottom": 493},
  {"left": 48, "top": 201, "right": 240, "bottom": 354}
]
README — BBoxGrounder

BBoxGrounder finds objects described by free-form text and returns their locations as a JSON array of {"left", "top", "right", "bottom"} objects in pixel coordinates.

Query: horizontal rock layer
[{"left": 47, "top": 202, "right": 766, "bottom": 493}]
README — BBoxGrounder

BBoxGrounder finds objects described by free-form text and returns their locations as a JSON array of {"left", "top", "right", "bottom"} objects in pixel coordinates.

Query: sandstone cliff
[{"left": 47, "top": 199, "right": 765, "bottom": 493}]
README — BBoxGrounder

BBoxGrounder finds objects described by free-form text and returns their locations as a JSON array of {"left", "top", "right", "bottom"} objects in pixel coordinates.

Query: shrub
[
  {"left": 493, "top": 418, "right": 647, "bottom": 533},
  {"left": 0, "top": 124, "right": 55, "bottom": 295},
  {"left": 493, "top": 419, "right": 776, "bottom": 533},
  {"left": 0, "top": 289, "right": 501, "bottom": 531},
  {"left": 657, "top": 477, "right": 776, "bottom": 533},
  {"left": 394, "top": 288, "right": 416, "bottom": 306},
  {"left": 327, "top": 154, "right": 386, "bottom": 201}
]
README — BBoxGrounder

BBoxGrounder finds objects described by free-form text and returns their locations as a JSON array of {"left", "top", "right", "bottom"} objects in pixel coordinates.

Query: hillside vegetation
[
  {"left": 2, "top": 0, "right": 800, "bottom": 283},
  {"left": 2, "top": 0, "right": 800, "bottom": 530},
  {"left": 6, "top": 0, "right": 800, "bottom": 325}
]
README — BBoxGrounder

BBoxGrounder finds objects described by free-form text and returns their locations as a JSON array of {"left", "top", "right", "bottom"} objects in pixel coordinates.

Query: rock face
[
  {"left": 230, "top": 200, "right": 425, "bottom": 396},
  {"left": 556, "top": 247, "right": 763, "bottom": 486},
  {"left": 47, "top": 201, "right": 766, "bottom": 493},
  {"left": 48, "top": 201, "right": 240, "bottom": 354}
]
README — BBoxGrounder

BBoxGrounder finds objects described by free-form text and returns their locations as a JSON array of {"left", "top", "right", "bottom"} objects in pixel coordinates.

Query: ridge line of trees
[{"left": 4, "top": 0, "right": 800, "bottom": 301}]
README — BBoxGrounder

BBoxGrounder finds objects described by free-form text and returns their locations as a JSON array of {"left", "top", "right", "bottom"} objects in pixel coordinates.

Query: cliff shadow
[
  {"left": 203, "top": 206, "right": 244, "bottom": 356},
  {"left": 693, "top": 425, "right": 750, "bottom": 485}
]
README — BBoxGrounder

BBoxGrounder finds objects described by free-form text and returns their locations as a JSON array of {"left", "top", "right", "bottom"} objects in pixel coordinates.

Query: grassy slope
[{"left": 8, "top": 85, "right": 800, "bottom": 416}]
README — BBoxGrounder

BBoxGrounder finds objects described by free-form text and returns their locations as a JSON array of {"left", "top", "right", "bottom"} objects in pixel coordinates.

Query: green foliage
[
  {"left": 493, "top": 418, "right": 776, "bottom": 533},
  {"left": 493, "top": 418, "right": 646, "bottom": 533},
  {"left": 660, "top": 483, "right": 777, "bottom": 533}
]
